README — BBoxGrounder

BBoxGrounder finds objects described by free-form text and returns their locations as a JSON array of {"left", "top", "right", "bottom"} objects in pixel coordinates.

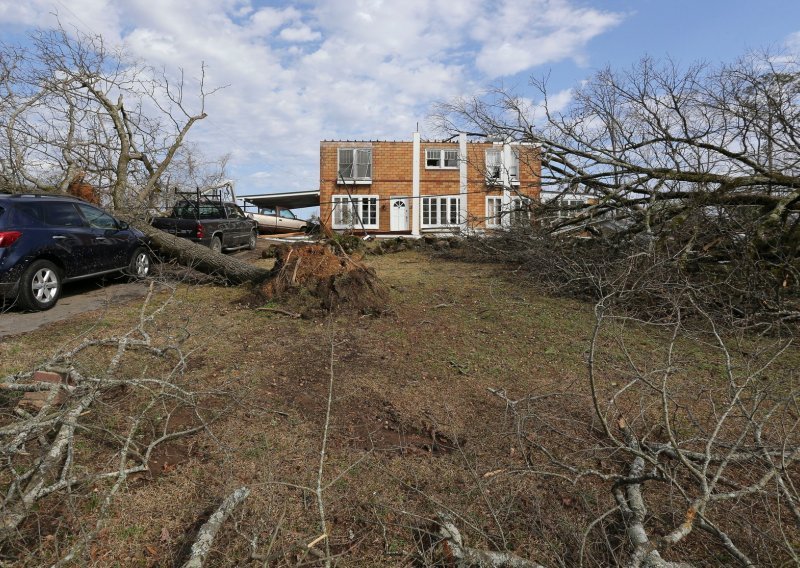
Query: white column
[
  {"left": 501, "top": 142, "right": 511, "bottom": 228},
  {"left": 412, "top": 131, "right": 421, "bottom": 236},
  {"left": 459, "top": 132, "right": 468, "bottom": 231}
]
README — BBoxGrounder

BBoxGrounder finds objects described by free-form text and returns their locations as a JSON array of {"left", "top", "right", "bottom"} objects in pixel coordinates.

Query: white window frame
[
  {"left": 421, "top": 195, "right": 462, "bottom": 228},
  {"left": 425, "top": 148, "right": 460, "bottom": 169},
  {"left": 509, "top": 148, "right": 520, "bottom": 185},
  {"left": 331, "top": 195, "right": 379, "bottom": 229},
  {"left": 485, "top": 149, "right": 502, "bottom": 183},
  {"left": 485, "top": 196, "right": 503, "bottom": 227},
  {"left": 510, "top": 197, "right": 532, "bottom": 225},
  {"left": 558, "top": 198, "right": 584, "bottom": 218},
  {"left": 337, "top": 148, "right": 372, "bottom": 183}
]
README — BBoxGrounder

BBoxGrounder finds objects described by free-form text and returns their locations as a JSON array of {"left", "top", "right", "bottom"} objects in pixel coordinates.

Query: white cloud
[
  {"left": 0, "top": 0, "right": 623, "bottom": 195},
  {"left": 472, "top": 0, "right": 623, "bottom": 76},
  {"left": 786, "top": 31, "right": 800, "bottom": 53},
  {"left": 278, "top": 25, "right": 320, "bottom": 42}
]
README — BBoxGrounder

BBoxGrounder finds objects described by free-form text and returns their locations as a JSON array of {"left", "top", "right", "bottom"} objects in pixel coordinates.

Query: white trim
[
  {"left": 331, "top": 194, "right": 379, "bottom": 229},
  {"left": 412, "top": 132, "right": 421, "bottom": 235},
  {"left": 459, "top": 132, "right": 468, "bottom": 229}
]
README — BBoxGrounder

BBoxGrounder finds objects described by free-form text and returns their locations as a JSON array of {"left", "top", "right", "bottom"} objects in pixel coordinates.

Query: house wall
[{"left": 319, "top": 136, "right": 541, "bottom": 234}]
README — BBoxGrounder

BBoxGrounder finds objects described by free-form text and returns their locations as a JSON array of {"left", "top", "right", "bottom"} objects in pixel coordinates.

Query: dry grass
[{"left": 0, "top": 249, "right": 796, "bottom": 566}]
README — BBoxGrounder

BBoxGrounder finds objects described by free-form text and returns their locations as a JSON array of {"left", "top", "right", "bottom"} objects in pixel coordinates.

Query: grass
[{"left": 0, "top": 249, "right": 796, "bottom": 566}]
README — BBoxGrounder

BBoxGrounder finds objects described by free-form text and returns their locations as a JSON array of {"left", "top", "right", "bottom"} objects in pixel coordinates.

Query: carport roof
[{"left": 241, "top": 190, "right": 320, "bottom": 210}]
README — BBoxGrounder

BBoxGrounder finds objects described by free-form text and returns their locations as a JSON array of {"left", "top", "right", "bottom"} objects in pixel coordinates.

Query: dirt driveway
[
  {"left": 0, "top": 242, "right": 274, "bottom": 339},
  {"left": 0, "top": 278, "right": 151, "bottom": 338}
]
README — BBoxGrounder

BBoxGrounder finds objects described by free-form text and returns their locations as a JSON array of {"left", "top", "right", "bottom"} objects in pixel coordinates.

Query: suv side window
[
  {"left": 42, "top": 202, "right": 86, "bottom": 227},
  {"left": 76, "top": 203, "right": 119, "bottom": 229},
  {"left": 12, "top": 203, "right": 45, "bottom": 226},
  {"left": 259, "top": 207, "right": 276, "bottom": 216}
]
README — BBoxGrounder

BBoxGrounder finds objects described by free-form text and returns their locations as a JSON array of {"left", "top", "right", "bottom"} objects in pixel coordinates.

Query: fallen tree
[
  {"left": 131, "top": 220, "right": 271, "bottom": 285},
  {"left": 434, "top": 51, "right": 800, "bottom": 242}
]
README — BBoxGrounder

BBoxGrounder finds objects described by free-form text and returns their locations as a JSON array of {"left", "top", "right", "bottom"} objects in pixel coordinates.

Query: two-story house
[{"left": 319, "top": 132, "right": 540, "bottom": 236}]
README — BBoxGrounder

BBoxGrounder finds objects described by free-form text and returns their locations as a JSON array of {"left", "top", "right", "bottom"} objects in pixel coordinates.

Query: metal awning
[{"left": 242, "top": 190, "right": 320, "bottom": 210}]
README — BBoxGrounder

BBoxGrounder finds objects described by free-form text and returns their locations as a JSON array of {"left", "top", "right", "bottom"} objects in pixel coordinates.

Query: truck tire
[
  {"left": 209, "top": 236, "right": 223, "bottom": 254},
  {"left": 247, "top": 231, "right": 257, "bottom": 250},
  {"left": 18, "top": 259, "right": 62, "bottom": 311}
]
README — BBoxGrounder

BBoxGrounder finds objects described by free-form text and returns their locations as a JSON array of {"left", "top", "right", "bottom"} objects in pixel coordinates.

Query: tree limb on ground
[{"left": 182, "top": 486, "right": 250, "bottom": 568}]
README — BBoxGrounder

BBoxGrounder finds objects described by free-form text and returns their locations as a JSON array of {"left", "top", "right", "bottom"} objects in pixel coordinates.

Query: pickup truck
[{"left": 151, "top": 200, "right": 258, "bottom": 253}]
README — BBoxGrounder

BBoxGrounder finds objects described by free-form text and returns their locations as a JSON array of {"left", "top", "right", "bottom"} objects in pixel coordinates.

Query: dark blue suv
[{"left": 0, "top": 194, "right": 151, "bottom": 311}]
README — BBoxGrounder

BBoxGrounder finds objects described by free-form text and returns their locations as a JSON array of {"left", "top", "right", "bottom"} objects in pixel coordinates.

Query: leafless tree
[
  {"left": 0, "top": 23, "right": 219, "bottom": 212},
  {"left": 428, "top": 51, "right": 800, "bottom": 567},
  {"left": 434, "top": 51, "right": 800, "bottom": 241},
  {"left": 0, "top": 22, "right": 275, "bottom": 284}
]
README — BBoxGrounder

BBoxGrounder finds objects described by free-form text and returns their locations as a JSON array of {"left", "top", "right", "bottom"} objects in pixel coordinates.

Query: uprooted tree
[{"left": 0, "top": 23, "right": 269, "bottom": 284}]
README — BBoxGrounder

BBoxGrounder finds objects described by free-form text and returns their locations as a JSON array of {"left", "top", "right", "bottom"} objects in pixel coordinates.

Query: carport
[{"left": 241, "top": 190, "right": 320, "bottom": 210}]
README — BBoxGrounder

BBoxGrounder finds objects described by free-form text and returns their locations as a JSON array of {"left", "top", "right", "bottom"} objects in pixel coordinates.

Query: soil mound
[{"left": 256, "top": 243, "right": 388, "bottom": 313}]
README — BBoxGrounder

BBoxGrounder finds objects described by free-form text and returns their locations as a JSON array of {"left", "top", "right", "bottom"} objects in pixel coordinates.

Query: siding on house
[{"left": 319, "top": 135, "right": 541, "bottom": 234}]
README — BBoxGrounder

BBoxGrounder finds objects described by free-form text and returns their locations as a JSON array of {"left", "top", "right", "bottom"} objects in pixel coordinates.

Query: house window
[
  {"left": 509, "top": 149, "right": 520, "bottom": 184},
  {"left": 558, "top": 198, "right": 584, "bottom": 218},
  {"left": 332, "top": 195, "right": 379, "bottom": 229},
  {"left": 485, "top": 149, "right": 502, "bottom": 182},
  {"left": 510, "top": 197, "right": 532, "bottom": 225},
  {"left": 486, "top": 196, "right": 503, "bottom": 227},
  {"left": 425, "top": 148, "right": 459, "bottom": 169},
  {"left": 421, "top": 196, "right": 461, "bottom": 227},
  {"left": 337, "top": 148, "right": 372, "bottom": 181}
]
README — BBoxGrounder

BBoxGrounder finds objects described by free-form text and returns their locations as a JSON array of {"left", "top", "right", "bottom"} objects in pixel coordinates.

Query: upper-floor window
[
  {"left": 425, "top": 148, "right": 459, "bottom": 169},
  {"left": 485, "top": 149, "right": 502, "bottom": 181},
  {"left": 338, "top": 148, "right": 372, "bottom": 181},
  {"left": 509, "top": 149, "right": 520, "bottom": 184}
]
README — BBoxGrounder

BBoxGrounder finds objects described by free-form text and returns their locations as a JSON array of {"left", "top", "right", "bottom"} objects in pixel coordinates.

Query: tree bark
[{"left": 129, "top": 220, "right": 271, "bottom": 285}]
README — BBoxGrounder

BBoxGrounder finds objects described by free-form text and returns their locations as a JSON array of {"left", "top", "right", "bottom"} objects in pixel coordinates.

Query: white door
[{"left": 390, "top": 198, "right": 409, "bottom": 231}]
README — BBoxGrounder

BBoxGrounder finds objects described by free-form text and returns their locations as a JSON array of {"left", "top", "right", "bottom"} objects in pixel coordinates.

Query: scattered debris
[{"left": 181, "top": 486, "right": 250, "bottom": 568}]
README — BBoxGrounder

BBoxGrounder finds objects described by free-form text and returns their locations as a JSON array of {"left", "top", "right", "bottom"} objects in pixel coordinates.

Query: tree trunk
[{"left": 129, "top": 220, "right": 271, "bottom": 285}]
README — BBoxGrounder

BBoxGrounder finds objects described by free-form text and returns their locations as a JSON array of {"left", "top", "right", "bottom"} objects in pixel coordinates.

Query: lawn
[{"left": 0, "top": 248, "right": 795, "bottom": 566}]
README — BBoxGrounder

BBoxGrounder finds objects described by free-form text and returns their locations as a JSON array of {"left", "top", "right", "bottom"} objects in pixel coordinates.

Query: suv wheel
[
  {"left": 247, "top": 231, "right": 257, "bottom": 250},
  {"left": 127, "top": 248, "right": 151, "bottom": 279},
  {"left": 18, "top": 259, "right": 62, "bottom": 311}
]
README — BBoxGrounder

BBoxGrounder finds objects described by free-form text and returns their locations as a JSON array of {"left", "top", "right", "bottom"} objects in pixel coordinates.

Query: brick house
[{"left": 319, "top": 133, "right": 540, "bottom": 236}]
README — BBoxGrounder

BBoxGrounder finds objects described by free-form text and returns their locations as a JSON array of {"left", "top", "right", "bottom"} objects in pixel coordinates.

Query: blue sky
[{"left": 0, "top": 0, "right": 798, "bottom": 207}]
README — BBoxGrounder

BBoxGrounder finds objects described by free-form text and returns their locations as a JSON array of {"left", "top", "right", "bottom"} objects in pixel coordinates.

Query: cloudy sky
[{"left": 0, "top": 0, "right": 798, "bottom": 203}]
